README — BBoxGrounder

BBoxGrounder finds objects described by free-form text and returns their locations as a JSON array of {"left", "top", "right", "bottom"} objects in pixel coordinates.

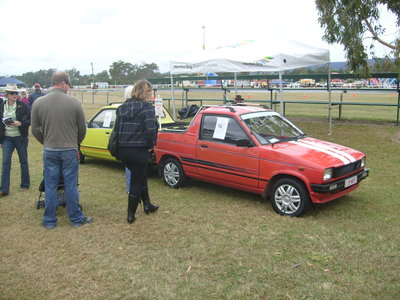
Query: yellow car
[{"left": 79, "top": 102, "right": 179, "bottom": 163}]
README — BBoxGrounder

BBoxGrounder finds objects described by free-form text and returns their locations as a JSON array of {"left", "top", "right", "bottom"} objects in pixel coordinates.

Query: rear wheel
[
  {"left": 79, "top": 151, "right": 85, "bottom": 164},
  {"left": 271, "top": 178, "right": 310, "bottom": 216},
  {"left": 35, "top": 200, "right": 44, "bottom": 209},
  {"left": 162, "top": 158, "right": 186, "bottom": 188}
]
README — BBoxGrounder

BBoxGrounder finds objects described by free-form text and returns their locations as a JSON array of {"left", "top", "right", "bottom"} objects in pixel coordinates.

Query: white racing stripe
[
  {"left": 290, "top": 141, "right": 351, "bottom": 164},
  {"left": 300, "top": 140, "right": 356, "bottom": 163}
]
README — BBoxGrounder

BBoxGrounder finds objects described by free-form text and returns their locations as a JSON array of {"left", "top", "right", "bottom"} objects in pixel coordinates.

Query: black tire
[
  {"left": 35, "top": 200, "right": 45, "bottom": 209},
  {"left": 79, "top": 151, "right": 85, "bottom": 164},
  {"left": 162, "top": 157, "right": 186, "bottom": 188},
  {"left": 271, "top": 178, "right": 310, "bottom": 216}
]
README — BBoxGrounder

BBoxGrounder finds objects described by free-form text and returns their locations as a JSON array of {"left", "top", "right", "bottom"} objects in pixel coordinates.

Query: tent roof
[
  {"left": 0, "top": 77, "right": 25, "bottom": 86},
  {"left": 170, "top": 39, "right": 330, "bottom": 74}
]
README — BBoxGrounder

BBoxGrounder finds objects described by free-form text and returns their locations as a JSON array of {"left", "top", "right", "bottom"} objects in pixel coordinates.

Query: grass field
[{"left": 0, "top": 92, "right": 399, "bottom": 299}]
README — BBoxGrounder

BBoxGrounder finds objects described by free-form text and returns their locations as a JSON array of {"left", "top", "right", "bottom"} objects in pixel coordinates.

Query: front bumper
[{"left": 311, "top": 168, "right": 369, "bottom": 194}]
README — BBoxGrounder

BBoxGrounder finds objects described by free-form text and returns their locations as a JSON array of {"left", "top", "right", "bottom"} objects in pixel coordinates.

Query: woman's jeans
[
  {"left": 42, "top": 149, "right": 84, "bottom": 227},
  {"left": 119, "top": 147, "right": 149, "bottom": 198},
  {"left": 125, "top": 167, "right": 131, "bottom": 193},
  {"left": 1, "top": 136, "right": 30, "bottom": 194}
]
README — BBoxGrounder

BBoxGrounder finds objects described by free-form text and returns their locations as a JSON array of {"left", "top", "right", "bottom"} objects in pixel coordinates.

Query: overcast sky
[{"left": 0, "top": 0, "right": 398, "bottom": 76}]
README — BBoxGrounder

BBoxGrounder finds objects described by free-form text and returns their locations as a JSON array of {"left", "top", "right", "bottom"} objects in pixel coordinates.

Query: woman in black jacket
[
  {"left": 0, "top": 84, "right": 31, "bottom": 196},
  {"left": 117, "top": 80, "right": 159, "bottom": 223}
]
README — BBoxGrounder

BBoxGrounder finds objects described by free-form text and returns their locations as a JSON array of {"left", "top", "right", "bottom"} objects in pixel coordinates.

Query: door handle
[
  {"left": 201, "top": 144, "right": 208, "bottom": 148},
  {"left": 105, "top": 132, "right": 110, "bottom": 135}
]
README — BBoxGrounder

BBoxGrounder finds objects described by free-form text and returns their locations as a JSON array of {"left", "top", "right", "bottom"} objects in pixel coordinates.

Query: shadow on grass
[
  {"left": 182, "top": 179, "right": 364, "bottom": 219},
  {"left": 78, "top": 158, "right": 362, "bottom": 219},
  {"left": 80, "top": 157, "right": 124, "bottom": 170},
  {"left": 306, "top": 195, "right": 357, "bottom": 218},
  {"left": 183, "top": 178, "right": 264, "bottom": 205},
  {"left": 80, "top": 158, "right": 160, "bottom": 177}
]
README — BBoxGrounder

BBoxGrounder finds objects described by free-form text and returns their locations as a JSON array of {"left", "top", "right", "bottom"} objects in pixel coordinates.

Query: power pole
[
  {"left": 91, "top": 62, "right": 94, "bottom": 87},
  {"left": 202, "top": 26, "right": 206, "bottom": 50}
]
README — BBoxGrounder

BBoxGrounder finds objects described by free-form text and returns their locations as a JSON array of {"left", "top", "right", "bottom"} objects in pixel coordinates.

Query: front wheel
[
  {"left": 162, "top": 158, "right": 186, "bottom": 188},
  {"left": 271, "top": 178, "right": 310, "bottom": 216}
]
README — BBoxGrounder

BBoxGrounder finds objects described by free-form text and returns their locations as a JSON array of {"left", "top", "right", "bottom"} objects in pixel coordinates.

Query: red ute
[{"left": 155, "top": 105, "right": 369, "bottom": 216}]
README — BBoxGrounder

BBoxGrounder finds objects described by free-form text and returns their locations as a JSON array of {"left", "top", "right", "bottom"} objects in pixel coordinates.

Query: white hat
[
  {"left": 124, "top": 85, "right": 134, "bottom": 100},
  {"left": 4, "top": 83, "right": 18, "bottom": 92}
]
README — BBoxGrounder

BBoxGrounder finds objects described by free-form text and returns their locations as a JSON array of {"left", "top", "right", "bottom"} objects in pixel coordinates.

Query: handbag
[{"left": 107, "top": 115, "right": 120, "bottom": 159}]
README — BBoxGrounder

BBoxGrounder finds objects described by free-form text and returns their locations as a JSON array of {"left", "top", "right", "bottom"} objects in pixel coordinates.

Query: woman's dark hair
[{"left": 131, "top": 79, "right": 152, "bottom": 101}]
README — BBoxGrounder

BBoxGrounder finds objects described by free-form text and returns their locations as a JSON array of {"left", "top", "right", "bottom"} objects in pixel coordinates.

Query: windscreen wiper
[{"left": 270, "top": 134, "right": 305, "bottom": 145}]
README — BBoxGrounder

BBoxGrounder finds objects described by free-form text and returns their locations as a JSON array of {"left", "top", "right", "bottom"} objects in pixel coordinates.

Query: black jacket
[
  {"left": 0, "top": 99, "right": 31, "bottom": 143},
  {"left": 28, "top": 91, "right": 45, "bottom": 107},
  {"left": 117, "top": 98, "right": 157, "bottom": 149}
]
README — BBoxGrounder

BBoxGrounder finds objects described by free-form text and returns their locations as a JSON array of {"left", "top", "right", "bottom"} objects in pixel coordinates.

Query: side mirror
[{"left": 236, "top": 139, "right": 252, "bottom": 147}]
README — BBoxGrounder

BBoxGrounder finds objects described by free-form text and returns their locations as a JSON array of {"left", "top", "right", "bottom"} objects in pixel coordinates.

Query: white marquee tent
[
  {"left": 169, "top": 39, "right": 334, "bottom": 133},
  {"left": 170, "top": 39, "right": 330, "bottom": 74}
]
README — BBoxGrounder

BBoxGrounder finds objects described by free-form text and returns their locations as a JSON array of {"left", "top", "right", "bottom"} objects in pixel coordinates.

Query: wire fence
[{"left": 71, "top": 87, "right": 400, "bottom": 124}]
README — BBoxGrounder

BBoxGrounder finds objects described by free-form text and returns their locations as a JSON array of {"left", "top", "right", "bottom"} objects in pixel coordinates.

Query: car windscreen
[{"left": 241, "top": 111, "right": 304, "bottom": 145}]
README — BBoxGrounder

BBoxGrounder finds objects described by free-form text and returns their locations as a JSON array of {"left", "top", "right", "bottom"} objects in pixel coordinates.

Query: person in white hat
[{"left": 0, "top": 83, "right": 31, "bottom": 196}]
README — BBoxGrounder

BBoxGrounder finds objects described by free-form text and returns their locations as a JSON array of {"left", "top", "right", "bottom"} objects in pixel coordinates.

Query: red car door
[{"left": 195, "top": 114, "right": 259, "bottom": 189}]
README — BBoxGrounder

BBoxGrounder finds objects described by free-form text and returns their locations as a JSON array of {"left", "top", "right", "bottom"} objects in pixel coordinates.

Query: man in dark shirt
[{"left": 28, "top": 83, "right": 45, "bottom": 108}]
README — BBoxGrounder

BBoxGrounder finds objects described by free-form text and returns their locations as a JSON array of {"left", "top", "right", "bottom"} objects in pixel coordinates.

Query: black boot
[
  {"left": 141, "top": 187, "right": 159, "bottom": 214},
  {"left": 127, "top": 194, "right": 139, "bottom": 223}
]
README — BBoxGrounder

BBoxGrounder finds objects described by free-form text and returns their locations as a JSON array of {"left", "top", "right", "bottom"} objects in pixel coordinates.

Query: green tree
[
  {"left": 286, "top": 67, "right": 313, "bottom": 75},
  {"left": 17, "top": 68, "right": 56, "bottom": 88},
  {"left": 371, "top": 57, "right": 398, "bottom": 72},
  {"left": 314, "top": 65, "right": 330, "bottom": 73},
  {"left": 65, "top": 68, "right": 82, "bottom": 86},
  {"left": 109, "top": 60, "right": 136, "bottom": 84},
  {"left": 315, "top": 0, "right": 400, "bottom": 74},
  {"left": 95, "top": 70, "right": 110, "bottom": 83},
  {"left": 135, "top": 63, "right": 162, "bottom": 80}
]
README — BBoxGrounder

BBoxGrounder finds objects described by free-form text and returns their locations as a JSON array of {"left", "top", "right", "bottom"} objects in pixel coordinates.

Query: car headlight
[
  {"left": 323, "top": 168, "right": 333, "bottom": 181},
  {"left": 360, "top": 157, "right": 366, "bottom": 168}
]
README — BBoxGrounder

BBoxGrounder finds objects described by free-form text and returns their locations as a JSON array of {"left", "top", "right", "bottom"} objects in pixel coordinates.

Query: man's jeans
[
  {"left": 1, "top": 136, "right": 30, "bottom": 194},
  {"left": 42, "top": 149, "right": 84, "bottom": 227}
]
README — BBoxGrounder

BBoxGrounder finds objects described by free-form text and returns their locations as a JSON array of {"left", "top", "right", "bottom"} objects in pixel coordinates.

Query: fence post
[
  {"left": 222, "top": 88, "right": 228, "bottom": 104},
  {"left": 185, "top": 88, "right": 189, "bottom": 106},
  {"left": 339, "top": 90, "right": 345, "bottom": 119},
  {"left": 397, "top": 89, "right": 400, "bottom": 126},
  {"left": 269, "top": 88, "right": 273, "bottom": 108}
]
